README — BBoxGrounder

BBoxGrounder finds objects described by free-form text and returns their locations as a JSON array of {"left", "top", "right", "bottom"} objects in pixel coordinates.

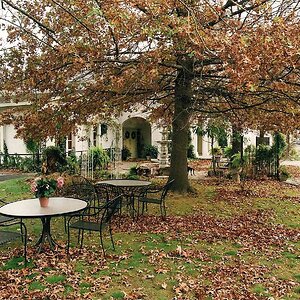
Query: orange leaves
[{"left": 0, "top": 0, "right": 300, "bottom": 140}]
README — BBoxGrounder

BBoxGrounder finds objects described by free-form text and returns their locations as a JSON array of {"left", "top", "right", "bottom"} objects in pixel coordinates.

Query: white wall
[
  {"left": 0, "top": 113, "right": 274, "bottom": 161},
  {"left": 1, "top": 125, "right": 27, "bottom": 154}
]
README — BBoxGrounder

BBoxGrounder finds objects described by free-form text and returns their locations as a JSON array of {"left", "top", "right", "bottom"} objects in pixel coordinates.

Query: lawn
[{"left": 0, "top": 175, "right": 299, "bottom": 299}]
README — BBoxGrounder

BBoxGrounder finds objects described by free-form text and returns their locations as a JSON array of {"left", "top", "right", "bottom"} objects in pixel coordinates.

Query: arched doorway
[{"left": 122, "top": 117, "right": 151, "bottom": 159}]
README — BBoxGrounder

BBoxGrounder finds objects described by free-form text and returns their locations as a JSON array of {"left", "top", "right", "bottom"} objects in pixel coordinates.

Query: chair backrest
[
  {"left": 59, "top": 182, "right": 97, "bottom": 205},
  {"left": 95, "top": 183, "right": 123, "bottom": 203},
  {"left": 101, "top": 195, "right": 122, "bottom": 225},
  {"left": 71, "top": 175, "right": 92, "bottom": 185},
  {"left": 161, "top": 179, "right": 175, "bottom": 200},
  {"left": 0, "top": 199, "right": 15, "bottom": 224}
]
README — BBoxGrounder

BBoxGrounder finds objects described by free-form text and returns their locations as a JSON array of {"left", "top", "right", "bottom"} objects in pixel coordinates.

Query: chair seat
[
  {"left": 70, "top": 220, "right": 106, "bottom": 232},
  {"left": 0, "top": 215, "right": 15, "bottom": 224},
  {"left": 140, "top": 197, "right": 161, "bottom": 204},
  {"left": 0, "top": 231, "right": 21, "bottom": 245}
]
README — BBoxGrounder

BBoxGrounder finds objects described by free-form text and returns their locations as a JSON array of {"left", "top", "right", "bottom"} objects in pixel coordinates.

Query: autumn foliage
[{"left": 0, "top": 0, "right": 300, "bottom": 192}]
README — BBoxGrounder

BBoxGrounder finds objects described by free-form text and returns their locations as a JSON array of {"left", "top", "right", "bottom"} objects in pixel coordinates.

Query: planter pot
[{"left": 39, "top": 197, "right": 49, "bottom": 207}]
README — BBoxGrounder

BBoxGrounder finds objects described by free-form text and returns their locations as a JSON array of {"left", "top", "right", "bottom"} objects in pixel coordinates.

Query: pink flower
[
  {"left": 57, "top": 177, "right": 64, "bottom": 188},
  {"left": 30, "top": 181, "right": 37, "bottom": 193}
]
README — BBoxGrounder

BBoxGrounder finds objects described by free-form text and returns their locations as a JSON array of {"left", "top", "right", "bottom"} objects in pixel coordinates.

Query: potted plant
[
  {"left": 121, "top": 146, "right": 131, "bottom": 161},
  {"left": 143, "top": 144, "right": 159, "bottom": 160},
  {"left": 30, "top": 176, "right": 64, "bottom": 207}
]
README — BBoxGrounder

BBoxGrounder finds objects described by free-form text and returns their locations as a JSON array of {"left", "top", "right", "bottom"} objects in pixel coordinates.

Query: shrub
[
  {"left": 230, "top": 152, "right": 243, "bottom": 170},
  {"left": 129, "top": 165, "right": 138, "bottom": 176},
  {"left": 42, "top": 146, "right": 67, "bottom": 173},
  {"left": 93, "top": 169, "right": 112, "bottom": 180},
  {"left": 223, "top": 146, "right": 234, "bottom": 159},
  {"left": 210, "top": 146, "right": 222, "bottom": 156},
  {"left": 271, "top": 132, "right": 287, "bottom": 159},
  {"left": 65, "top": 151, "right": 80, "bottom": 174},
  {"left": 122, "top": 146, "right": 131, "bottom": 161},
  {"left": 187, "top": 144, "right": 196, "bottom": 159},
  {"left": 143, "top": 144, "right": 159, "bottom": 159},
  {"left": 20, "top": 156, "right": 36, "bottom": 172},
  {"left": 278, "top": 165, "right": 290, "bottom": 181},
  {"left": 88, "top": 146, "right": 110, "bottom": 170},
  {"left": 254, "top": 144, "right": 272, "bottom": 166},
  {"left": 3, "top": 141, "right": 9, "bottom": 167}
]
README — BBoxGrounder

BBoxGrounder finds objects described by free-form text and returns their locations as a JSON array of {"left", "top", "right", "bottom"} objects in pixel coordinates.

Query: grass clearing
[{"left": 0, "top": 176, "right": 299, "bottom": 299}]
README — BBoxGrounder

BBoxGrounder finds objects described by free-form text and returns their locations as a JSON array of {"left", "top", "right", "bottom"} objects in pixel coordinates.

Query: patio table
[
  {"left": 96, "top": 179, "right": 151, "bottom": 218},
  {"left": 0, "top": 197, "right": 87, "bottom": 253}
]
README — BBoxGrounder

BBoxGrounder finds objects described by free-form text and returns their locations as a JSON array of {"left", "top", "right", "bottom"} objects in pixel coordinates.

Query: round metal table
[
  {"left": 0, "top": 197, "right": 87, "bottom": 252},
  {"left": 98, "top": 179, "right": 151, "bottom": 187},
  {"left": 96, "top": 180, "right": 151, "bottom": 218}
]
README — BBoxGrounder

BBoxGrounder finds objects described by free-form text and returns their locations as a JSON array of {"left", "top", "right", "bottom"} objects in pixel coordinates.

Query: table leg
[
  {"left": 121, "top": 192, "right": 135, "bottom": 219},
  {"left": 35, "top": 217, "right": 62, "bottom": 253}
]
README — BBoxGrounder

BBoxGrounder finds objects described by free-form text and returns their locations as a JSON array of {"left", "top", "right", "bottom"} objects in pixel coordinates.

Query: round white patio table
[{"left": 0, "top": 197, "right": 87, "bottom": 253}]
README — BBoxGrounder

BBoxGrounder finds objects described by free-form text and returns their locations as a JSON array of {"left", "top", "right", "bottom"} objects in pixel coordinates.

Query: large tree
[{"left": 0, "top": 0, "right": 300, "bottom": 192}]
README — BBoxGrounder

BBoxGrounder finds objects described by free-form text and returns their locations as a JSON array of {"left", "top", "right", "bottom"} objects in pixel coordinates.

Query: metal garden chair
[
  {"left": 0, "top": 199, "right": 28, "bottom": 264},
  {"left": 137, "top": 179, "right": 175, "bottom": 220},
  {"left": 66, "top": 194, "right": 122, "bottom": 257},
  {"left": 56, "top": 179, "right": 97, "bottom": 232}
]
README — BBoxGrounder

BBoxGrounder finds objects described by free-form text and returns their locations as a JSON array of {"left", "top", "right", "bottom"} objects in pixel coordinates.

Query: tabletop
[
  {"left": 97, "top": 179, "right": 151, "bottom": 187},
  {"left": 0, "top": 197, "right": 87, "bottom": 218}
]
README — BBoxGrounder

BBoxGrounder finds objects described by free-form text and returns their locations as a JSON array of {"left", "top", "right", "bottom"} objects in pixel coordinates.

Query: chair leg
[
  {"left": 109, "top": 225, "right": 115, "bottom": 251},
  {"left": 161, "top": 201, "right": 167, "bottom": 220},
  {"left": 20, "top": 218, "right": 24, "bottom": 242},
  {"left": 77, "top": 229, "right": 81, "bottom": 244},
  {"left": 64, "top": 216, "right": 67, "bottom": 233},
  {"left": 20, "top": 222, "right": 27, "bottom": 265},
  {"left": 99, "top": 229, "right": 105, "bottom": 257},
  {"left": 80, "top": 229, "right": 84, "bottom": 249},
  {"left": 67, "top": 224, "right": 70, "bottom": 255},
  {"left": 137, "top": 200, "right": 140, "bottom": 219},
  {"left": 142, "top": 202, "right": 145, "bottom": 215}
]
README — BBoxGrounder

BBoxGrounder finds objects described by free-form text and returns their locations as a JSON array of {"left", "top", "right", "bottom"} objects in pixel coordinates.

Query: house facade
[{"left": 0, "top": 102, "right": 274, "bottom": 163}]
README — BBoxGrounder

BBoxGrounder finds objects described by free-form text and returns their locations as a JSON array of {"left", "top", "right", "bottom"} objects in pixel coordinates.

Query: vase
[{"left": 39, "top": 197, "right": 49, "bottom": 207}]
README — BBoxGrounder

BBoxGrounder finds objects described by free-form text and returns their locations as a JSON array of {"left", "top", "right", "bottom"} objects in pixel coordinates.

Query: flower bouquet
[{"left": 31, "top": 176, "right": 64, "bottom": 207}]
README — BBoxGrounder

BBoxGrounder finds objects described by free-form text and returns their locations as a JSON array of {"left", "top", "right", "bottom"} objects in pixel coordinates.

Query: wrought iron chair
[
  {"left": 94, "top": 183, "right": 123, "bottom": 214},
  {"left": 119, "top": 185, "right": 148, "bottom": 219},
  {"left": 57, "top": 179, "right": 97, "bottom": 232},
  {"left": 0, "top": 200, "right": 28, "bottom": 264},
  {"left": 66, "top": 194, "right": 122, "bottom": 257},
  {"left": 95, "top": 182, "right": 148, "bottom": 219},
  {"left": 94, "top": 183, "right": 122, "bottom": 202},
  {"left": 137, "top": 179, "right": 175, "bottom": 220}
]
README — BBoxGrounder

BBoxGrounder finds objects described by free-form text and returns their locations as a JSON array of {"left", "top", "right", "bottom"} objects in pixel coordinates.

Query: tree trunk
[{"left": 169, "top": 59, "right": 193, "bottom": 193}]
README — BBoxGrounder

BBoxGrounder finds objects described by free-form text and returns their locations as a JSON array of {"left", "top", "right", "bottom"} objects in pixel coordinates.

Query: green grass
[
  {"left": 0, "top": 177, "right": 32, "bottom": 201},
  {"left": 45, "top": 275, "right": 66, "bottom": 284},
  {"left": 253, "top": 197, "right": 300, "bottom": 228},
  {"left": 0, "top": 176, "right": 300, "bottom": 299},
  {"left": 28, "top": 281, "right": 46, "bottom": 291}
]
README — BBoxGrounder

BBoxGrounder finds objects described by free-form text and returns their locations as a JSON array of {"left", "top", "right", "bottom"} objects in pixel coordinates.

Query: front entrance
[{"left": 122, "top": 117, "right": 151, "bottom": 159}]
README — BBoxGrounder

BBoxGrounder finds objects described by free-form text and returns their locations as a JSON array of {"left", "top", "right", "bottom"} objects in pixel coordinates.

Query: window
[
  {"left": 93, "top": 126, "right": 98, "bottom": 146},
  {"left": 100, "top": 124, "right": 108, "bottom": 136},
  {"left": 66, "top": 133, "right": 74, "bottom": 152},
  {"left": 256, "top": 136, "right": 270, "bottom": 146}
]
